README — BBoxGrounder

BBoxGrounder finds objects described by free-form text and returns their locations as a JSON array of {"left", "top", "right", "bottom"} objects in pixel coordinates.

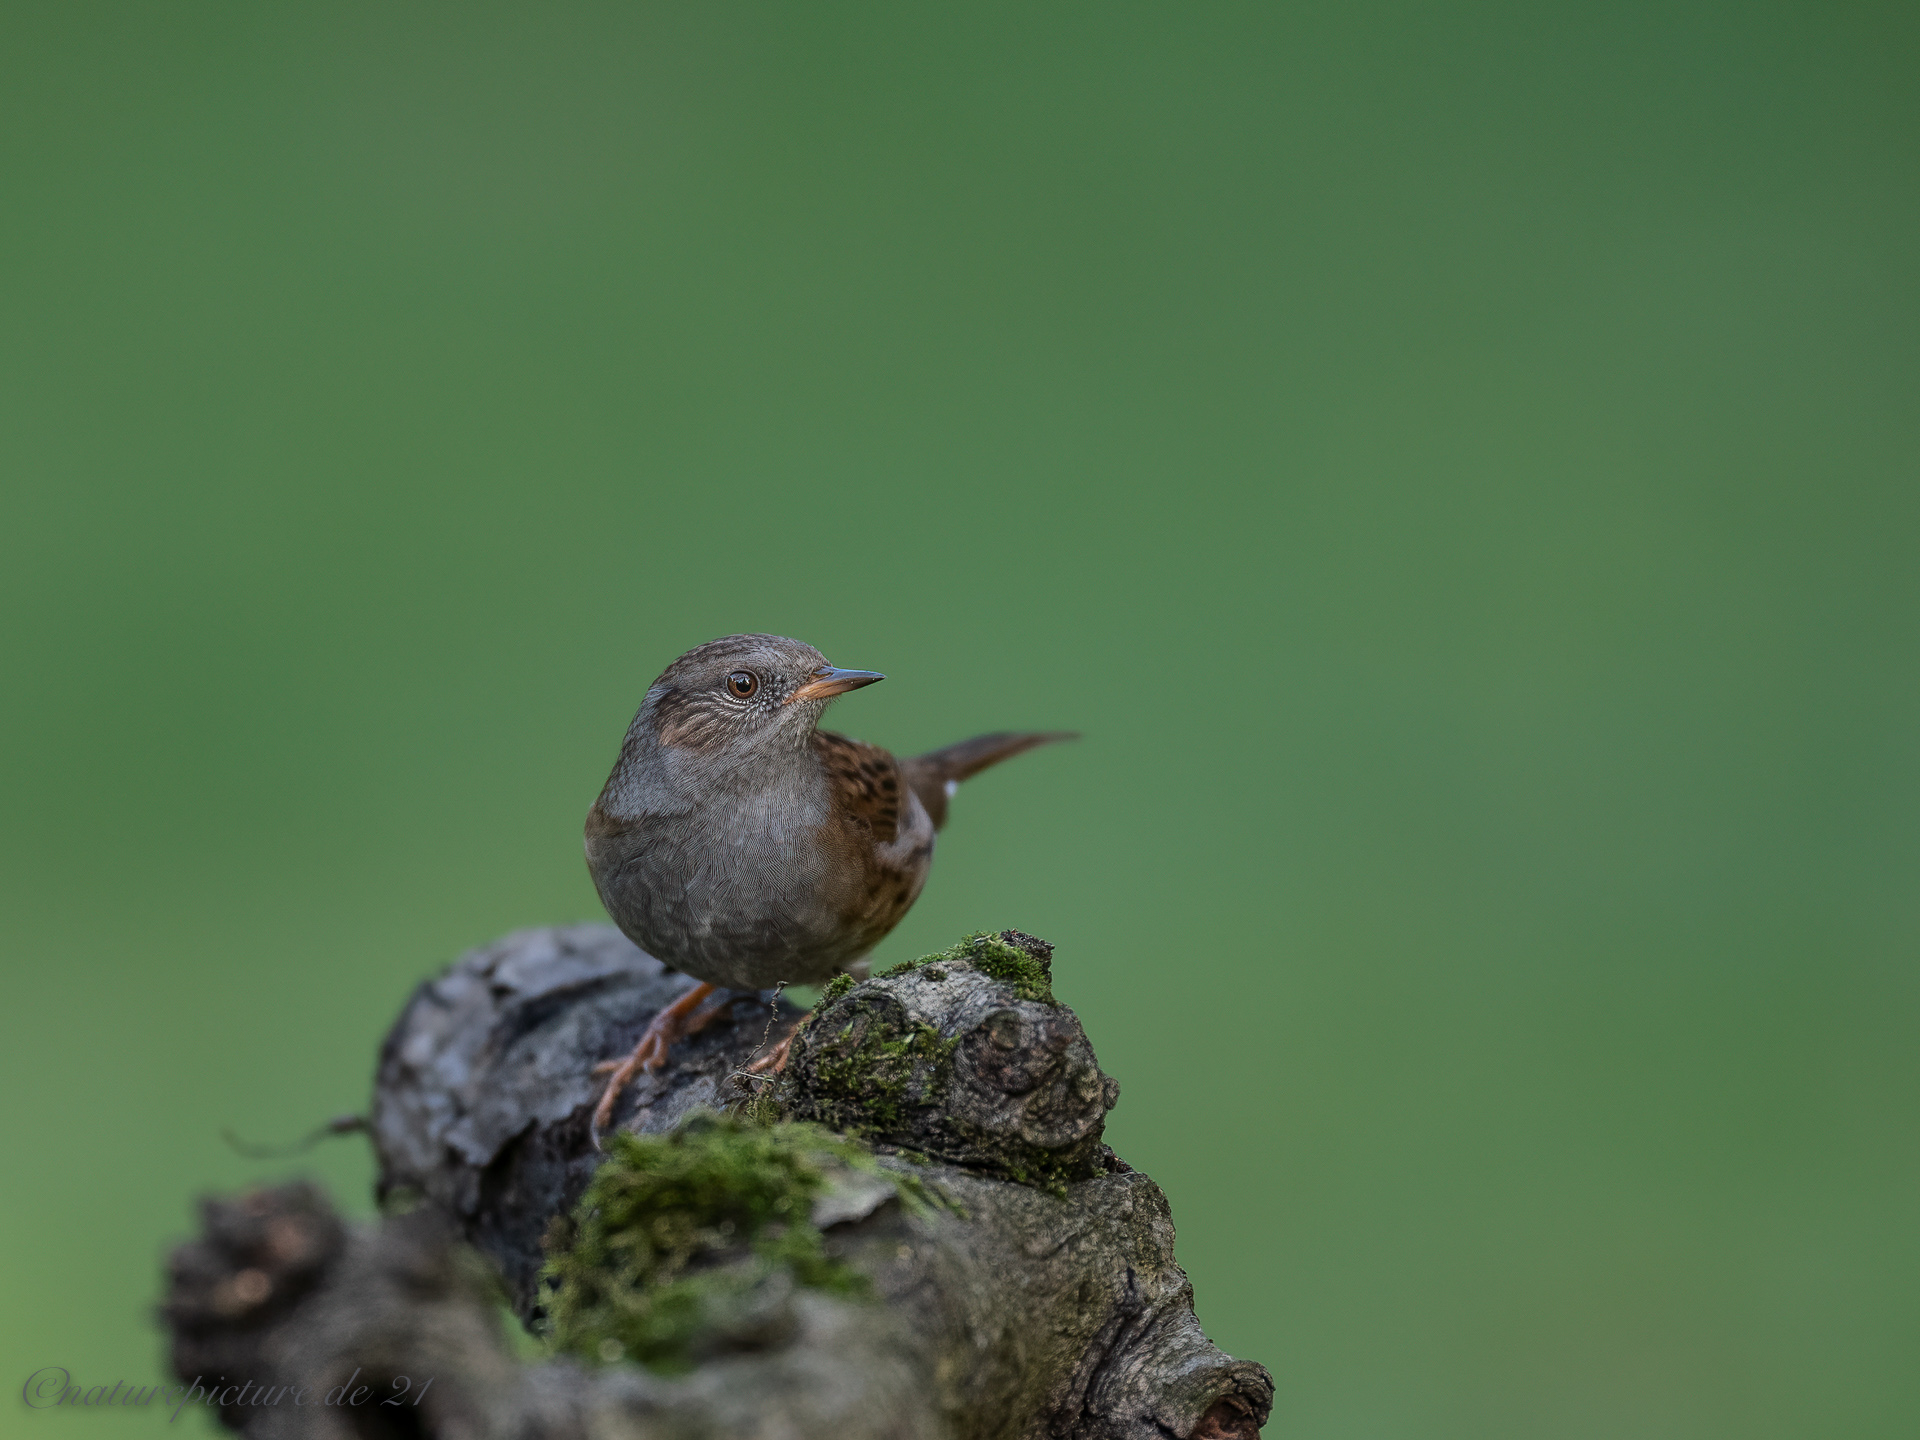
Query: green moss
[
  {"left": 993, "top": 1151, "right": 1081, "bottom": 1199},
  {"left": 820, "top": 973, "right": 857, "bottom": 1003},
  {"left": 733, "top": 1079, "right": 784, "bottom": 1128},
  {"left": 542, "top": 1113, "right": 916, "bottom": 1372},
  {"left": 803, "top": 1001, "right": 960, "bottom": 1135},
  {"left": 883, "top": 932, "right": 1054, "bottom": 1004},
  {"left": 783, "top": 934, "right": 1095, "bottom": 1195}
]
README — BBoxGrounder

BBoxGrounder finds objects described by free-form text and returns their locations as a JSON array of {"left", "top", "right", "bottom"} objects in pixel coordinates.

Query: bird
[{"left": 583, "top": 633, "right": 1074, "bottom": 1141}]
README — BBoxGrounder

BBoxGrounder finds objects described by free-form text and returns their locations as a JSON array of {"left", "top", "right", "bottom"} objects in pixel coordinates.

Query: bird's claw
[
  {"left": 588, "top": 982, "right": 727, "bottom": 1149},
  {"left": 742, "top": 1032, "right": 794, "bottom": 1076}
]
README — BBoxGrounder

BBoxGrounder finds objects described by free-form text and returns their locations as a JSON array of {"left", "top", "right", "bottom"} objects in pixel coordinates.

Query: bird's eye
[{"left": 726, "top": 671, "right": 758, "bottom": 698}]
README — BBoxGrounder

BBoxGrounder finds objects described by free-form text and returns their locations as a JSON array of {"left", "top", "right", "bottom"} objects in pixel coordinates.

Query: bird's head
[{"left": 641, "top": 633, "right": 885, "bottom": 755}]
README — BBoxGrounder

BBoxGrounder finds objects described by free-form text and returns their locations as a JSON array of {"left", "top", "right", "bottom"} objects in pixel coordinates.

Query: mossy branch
[{"left": 160, "top": 925, "right": 1271, "bottom": 1439}]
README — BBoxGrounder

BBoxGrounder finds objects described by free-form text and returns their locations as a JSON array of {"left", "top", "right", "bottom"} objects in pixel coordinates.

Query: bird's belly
[
  {"left": 599, "top": 828, "right": 865, "bottom": 990},
  {"left": 590, "top": 783, "right": 938, "bottom": 991}
]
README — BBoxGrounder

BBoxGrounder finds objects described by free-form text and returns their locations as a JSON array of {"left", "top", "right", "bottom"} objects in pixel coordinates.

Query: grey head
[
  {"left": 644, "top": 633, "right": 885, "bottom": 755},
  {"left": 595, "top": 634, "right": 885, "bottom": 819}
]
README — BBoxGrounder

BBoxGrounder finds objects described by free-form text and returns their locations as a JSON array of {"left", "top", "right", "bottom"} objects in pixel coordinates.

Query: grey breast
[{"left": 602, "top": 762, "right": 857, "bottom": 991}]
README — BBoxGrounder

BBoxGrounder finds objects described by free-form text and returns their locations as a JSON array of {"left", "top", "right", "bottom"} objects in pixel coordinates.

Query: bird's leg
[
  {"left": 743, "top": 1031, "right": 794, "bottom": 1075},
  {"left": 739, "top": 964, "right": 862, "bottom": 1077},
  {"left": 590, "top": 982, "right": 732, "bottom": 1145}
]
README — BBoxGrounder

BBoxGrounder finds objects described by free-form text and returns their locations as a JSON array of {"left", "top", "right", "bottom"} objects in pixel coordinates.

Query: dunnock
[{"left": 585, "top": 633, "right": 1073, "bottom": 1139}]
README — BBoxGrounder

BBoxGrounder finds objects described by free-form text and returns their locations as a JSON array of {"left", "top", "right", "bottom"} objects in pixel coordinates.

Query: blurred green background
[{"left": 3, "top": 3, "right": 1916, "bottom": 1436}]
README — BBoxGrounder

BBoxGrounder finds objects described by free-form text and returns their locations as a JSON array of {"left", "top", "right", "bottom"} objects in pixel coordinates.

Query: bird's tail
[{"left": 899, "top": 730, "right": 1077, "bottom": 829}]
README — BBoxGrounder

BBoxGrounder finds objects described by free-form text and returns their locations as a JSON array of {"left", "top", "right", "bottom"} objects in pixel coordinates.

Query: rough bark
[{"left": 160, "top": 925, "right": 1272, "bottom": 1439}]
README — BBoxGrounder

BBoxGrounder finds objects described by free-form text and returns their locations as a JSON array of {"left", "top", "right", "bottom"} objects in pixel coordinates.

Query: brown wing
[{"left": 812, "top": 731, "right": 905, "bottom": 844}]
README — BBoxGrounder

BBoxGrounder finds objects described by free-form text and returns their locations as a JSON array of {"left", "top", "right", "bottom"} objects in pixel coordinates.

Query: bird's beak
[{"left": 786, "top": 666, "right": 886, "bottom": 704}]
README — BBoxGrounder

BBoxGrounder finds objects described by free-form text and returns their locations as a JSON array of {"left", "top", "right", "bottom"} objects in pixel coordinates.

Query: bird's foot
[
  {"left": 590, "top": 982, "right": 731, "bottom": 1147},
  {"left": 743, "top": 1031, "right": 794, "bottom": 1076}
]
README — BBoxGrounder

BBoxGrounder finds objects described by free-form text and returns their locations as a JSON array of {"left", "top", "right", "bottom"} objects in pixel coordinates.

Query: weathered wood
[{"left": 161, "top": 925, "right": 1272, "bottom": 1439}]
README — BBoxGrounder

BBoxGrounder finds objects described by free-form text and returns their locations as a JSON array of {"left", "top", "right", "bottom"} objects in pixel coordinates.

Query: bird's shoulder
[{"left": 811, "top": 730, "right": 906, "bottom": 845}]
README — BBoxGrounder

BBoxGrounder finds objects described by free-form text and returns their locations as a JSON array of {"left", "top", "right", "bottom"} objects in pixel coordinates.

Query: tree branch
[{"left": 161, "top": 926, "right": 1272, "bottom": 1438}]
